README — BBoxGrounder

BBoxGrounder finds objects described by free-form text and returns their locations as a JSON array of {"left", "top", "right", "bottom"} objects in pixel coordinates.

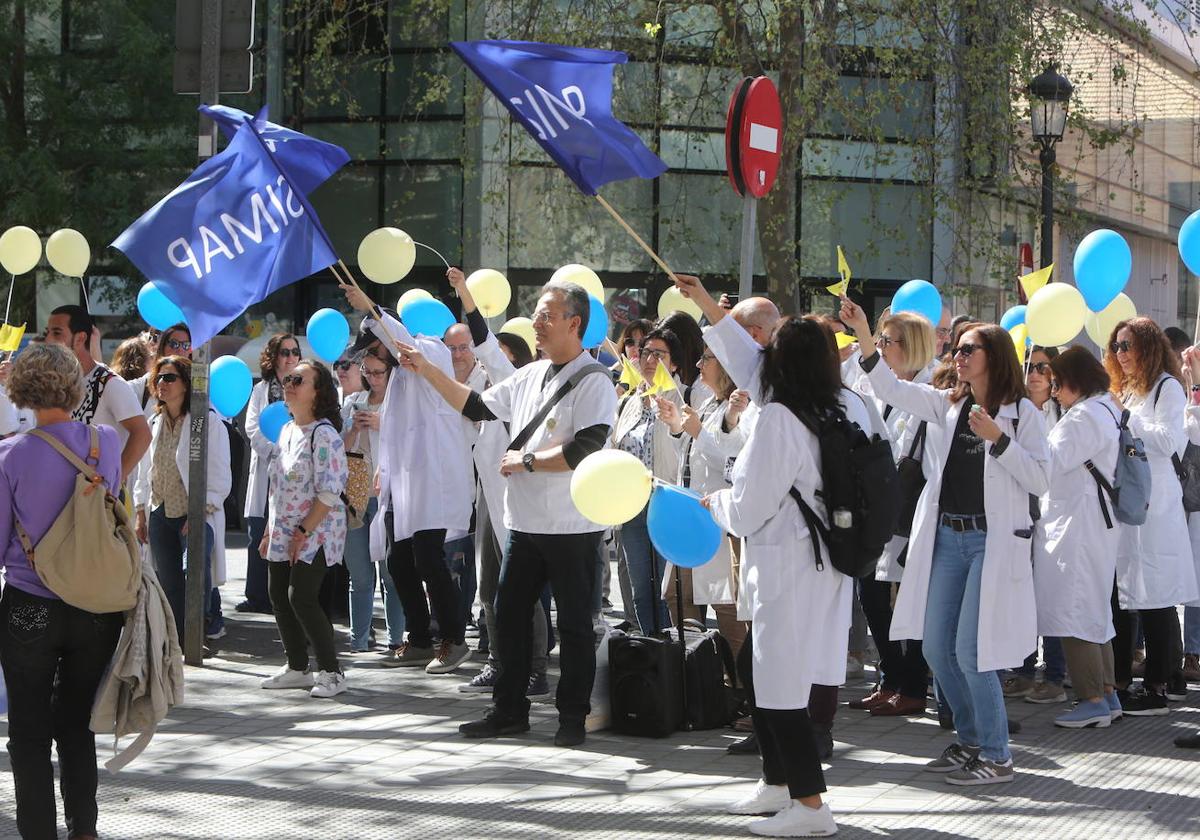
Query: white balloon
[
  {"left": 658, "top": 286, "right": 703, "bottom": 321},
  {"left": 551, "top": 264, "right": 604, "bottom": 300},
  {"left": 397, "top": 288, "right": 434, "bottom": 311},
  {"left": 45, "top": 228, "right": 90, "bottom": 277},
  {"left": 0, "top": 226, "right": 42, "bottom": 275},
  {"left": 358, "top": 227, "right": 416, "bottom": 285}
]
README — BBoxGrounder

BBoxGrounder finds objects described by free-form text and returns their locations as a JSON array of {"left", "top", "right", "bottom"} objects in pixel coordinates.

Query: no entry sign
[{"left": 725, "top": 76, "right": 782, "bottom": 199}]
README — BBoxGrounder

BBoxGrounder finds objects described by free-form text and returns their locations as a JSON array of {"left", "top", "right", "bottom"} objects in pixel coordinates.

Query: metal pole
[
  {"left": 738, "top": 193, "right": 757, "bottom": 301},
  {"left": 183, "top": 0, "right": 222, "bottom": 667},
  {"left": 1039, "top": 143, "right": 1055, "bottom": 272},
  {"left": 266, "top": 0, "right": 283, "bottom": 116}
]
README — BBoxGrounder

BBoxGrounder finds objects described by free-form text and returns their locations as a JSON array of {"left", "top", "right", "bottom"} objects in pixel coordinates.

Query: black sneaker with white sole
[{"left": 1122, "top": 686, "right": 1169, "bottom": 716}]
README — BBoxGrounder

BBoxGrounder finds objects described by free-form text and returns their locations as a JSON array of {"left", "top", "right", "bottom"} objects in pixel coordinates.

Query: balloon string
[
  {"left": 414, "top": 241, "right": 451, "bottom": 271},
  {"left": 80, "top": 277, "right": 91, "bottom": 313},
  {"left": 3, "top": 275, "right": 13, "bottom": 325}
]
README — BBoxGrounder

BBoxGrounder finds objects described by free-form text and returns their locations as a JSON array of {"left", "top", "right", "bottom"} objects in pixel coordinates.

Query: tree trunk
[{"left": 0, "top": 0, "right": 28, "bottom": 152}]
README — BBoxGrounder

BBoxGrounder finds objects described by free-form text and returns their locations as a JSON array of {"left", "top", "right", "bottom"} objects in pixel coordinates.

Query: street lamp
[{"left": 1029, "top": 64, "right": 1074, "bottom": 271}]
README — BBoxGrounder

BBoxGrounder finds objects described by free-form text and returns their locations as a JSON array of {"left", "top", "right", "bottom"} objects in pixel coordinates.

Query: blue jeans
[
  {"left": 244, "top": 515, "right": 271, "bottom": 607},
  {"left": 924, "top": 524, "right": 1010, "bottom": 763},
  {"left": 1185, "top": 606, "right": 1200, "bottom": 655},
  {"left": 1017, "top": 636, "right": 1066, "bottom": 683},
  {"left": 149, "top": 507, "right": 214, "bottom": 642},
  {"left": 620, "top": 509, "right": 669, "bottom": 634},
  {"left": 343, "top": 498, "right": 405, "bottom": 650}
]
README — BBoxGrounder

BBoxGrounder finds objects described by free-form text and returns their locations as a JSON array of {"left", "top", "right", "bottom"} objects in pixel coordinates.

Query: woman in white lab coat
[
  {"left": 704, "top": 316, "right": 849, "bottom": 839},
  {"left": 1104, "top": 317, "right": 1197, "bottom": 714},
  {"left": 240, "top": 333, "right": 302, "bottom": 613},
  {"left": 1036, "top": 347, "right": 1122, "bottom": 728},
  {"left": 841, "top": 301, "right": 1049, "bottom": 787}
]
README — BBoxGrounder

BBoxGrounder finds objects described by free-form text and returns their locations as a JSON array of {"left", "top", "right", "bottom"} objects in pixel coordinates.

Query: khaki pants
[{"left": 1060, "top": 636, "right": 1115, "bottom": 701}]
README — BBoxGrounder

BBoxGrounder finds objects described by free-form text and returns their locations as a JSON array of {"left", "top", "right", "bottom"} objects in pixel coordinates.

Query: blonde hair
[
  {"left": 877, "top": 311, "right": 936, "bottom": 375},
  {"left": 7, "top": 343, "right": 84, "bottom": 411}
]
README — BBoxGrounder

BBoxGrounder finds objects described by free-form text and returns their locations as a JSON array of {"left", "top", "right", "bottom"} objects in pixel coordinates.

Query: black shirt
[{"left": 939, "top": 402, "right": 986, "bottom": 516}]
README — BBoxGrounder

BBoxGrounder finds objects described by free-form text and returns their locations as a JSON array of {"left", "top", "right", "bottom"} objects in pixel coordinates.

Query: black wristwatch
[
  {"left": 296, "top": 524, "right": 309, "bottom": 535},
  {"left": 522, "top": 452, "right": 536, "bottom": 472}
]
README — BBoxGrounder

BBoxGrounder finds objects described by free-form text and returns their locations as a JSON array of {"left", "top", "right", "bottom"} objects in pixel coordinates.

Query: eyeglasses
[
  {"left": 360, "top": 367, "right": 388, "bottom": 378},
  {"left": 1110, "top": 340, "right": 1132, "bottom": 355},
  {"left": 875, "top": 335, "right": 904, "bottom": 349},
  {"left": 1050, "top": 380, "right": 1061, "bottom": 393},
  {"left": 333, "top": 360, "right": 355, "bottom": 371},
  {"left": 277, "top": 347, "right": 302, "bottom": 358},
  {"left": 1029, "top": 361, "right": 1052, "bottom": 375},
  {"left": 531, "top": 311, "right": 559, "bottom": 325},
  {"left": 281, "top": 374, "right": 307, "bottom": 388},
  {"left": 623, "top": 338, "right": 639, "bottom": 347},
  {"left": 641, "top": 348, "right": 670, "bottom": 360},
  {"left": 698, "top": 352, "right": 717, "bottom": 364},
  {"left": 953, "top": 343, "right": 982, "bottom": 358},
  {"left": 166, "top": 338, "right": 191, "bottom": 352},
  {"left": 446, "top": 343, "right": 473, "bottom": 354},
  {"left": 155, "top": 373, "right": 182, "bottom": 385}
]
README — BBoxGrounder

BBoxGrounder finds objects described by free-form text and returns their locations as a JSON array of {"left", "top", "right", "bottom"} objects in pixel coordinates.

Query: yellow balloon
[
  {"left": 0, "top": 226, "right": 42, "bottom": 275},
  {"left": 551, "top": 264, "right": 604, "bottom": 300},
  {"left": 500, "top": 317, "right": 537, "bottom": 355},
  {"left": 569, "top": 449, "right": 653, "bottom": 526},
  {"left": 397, "top": 288, "right": 434, "bottom": 311},
  {"left": 466, "top": 269, "right": 512, "bottom": 318},
  {"left": 1026, "top": 283, "right": 1086, "bottom": 347},
  {"left": 1084, "top": 292, "right": 1137, "bottom": 347},
  {"left": 45, "top": 228, "right": 90, "bottom": 277},
  {"left": 358, "top": 227, "right": 416, "bottom": 285},
  {"left": 658, "top": 286, "right": 703, "bottom": 321},
  {"left": 1009, "top": 324, "right": 1028, "bottom": 366}
]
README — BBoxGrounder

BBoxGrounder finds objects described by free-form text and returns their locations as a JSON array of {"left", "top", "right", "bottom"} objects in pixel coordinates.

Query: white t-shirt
[
  {"left": 72, "top": 363, "right": 143, "bottom": 451},
  {"left": 481, "top": 350, "right": 617, "bottom": 534}
]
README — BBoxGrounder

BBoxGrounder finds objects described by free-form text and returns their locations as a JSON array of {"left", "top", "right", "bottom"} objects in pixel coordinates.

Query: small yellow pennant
[
  {"left": 834, "top": 331, "right": 857, "bottom": 350},
  {"left": 827, "top": 246, "right": 851, "bottom": 297},
  {"left": 1020, "top": 263, "right": 1053, "bottom": 300},
  {"left": 619, "top": 356, "right": 644, "bottom": 390},
  {"left": 645, "top": 359, "right": 678, "bottom": 396},
  {"left": 0, "top": 323, "right": 26, "bottom": 352}
]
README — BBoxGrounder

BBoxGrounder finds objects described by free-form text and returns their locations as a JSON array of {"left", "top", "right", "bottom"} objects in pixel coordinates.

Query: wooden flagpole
[
  {"left": 331, "top": 259, "right": 400, "bottom": 347},
  {"left": 594, "top": 194, "right": 681, "bottom": 285}
]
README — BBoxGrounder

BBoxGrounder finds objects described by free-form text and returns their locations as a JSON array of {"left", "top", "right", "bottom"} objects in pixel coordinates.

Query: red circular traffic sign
[{"left": 725, "top": 76, "right": 782, "bottom": 199}]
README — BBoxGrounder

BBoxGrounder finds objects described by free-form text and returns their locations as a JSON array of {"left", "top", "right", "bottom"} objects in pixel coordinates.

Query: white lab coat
[
  {"left": 708, "top": 403, "right": 852, "bottom": 710},
  {"left": 472, "top": 332, "right": 517, "bottom": 554},
  {"left": 243, "top": 379, "right": 278, "bottom": 519},
  {"left": 370, "top": 311, "right": 474, "bottom": 542},
  {"left": 1184, "top": 405, "right": 1200, "bottom": 609},
  {"left": 862, "top": 356, "right": 1050, "bottom": 672},
  {"left": 1034, "top": 394, "right": 1120, "bottom": 643},
  {"left": 134, "top": 408, "right": 232, "bottom": 585},
  {"left": 1116, "top": 374, "right": 1199, "bottom": 610}
]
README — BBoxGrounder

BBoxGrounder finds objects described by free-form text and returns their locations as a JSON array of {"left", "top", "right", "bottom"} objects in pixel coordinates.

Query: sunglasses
[
  {"left": 155, "top": 373, "right": 182, "bottom": 385},
  {"left": 1050, "top": 380, "right": 1061, "bottom": 392},
  {"left": 953, "top": 343, "right": 983, "bottom": 358},
  {"left": 333, "top": 360, "right": 355, "bottom": 371},
  {"left": 875, "top": 335, "right": 903, "bottom": 349},
  {"left": 1029, "top": 361, "right": 1052, "bottom": 375},
  {"left": 281, "top": 374, "right": 307, "bottom": 388},
  {"left": 277, "top": 347, "right": 302, "bottom": 358},
  {"left": 1109, "top": 340, "right": 1132, "bottom": 354},
  {"left": 166, "top": 338, "right": 191, "bottom": 352}
]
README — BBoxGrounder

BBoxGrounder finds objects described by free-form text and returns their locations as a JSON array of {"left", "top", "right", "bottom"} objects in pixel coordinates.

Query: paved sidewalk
[{"left": 2, "top": 545, "right": 1198, "bottom": 839}]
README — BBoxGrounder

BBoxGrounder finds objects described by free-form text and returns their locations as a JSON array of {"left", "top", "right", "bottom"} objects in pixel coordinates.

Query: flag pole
[{"left": 594, "top": 193, "right": 680, "bottom": 284}]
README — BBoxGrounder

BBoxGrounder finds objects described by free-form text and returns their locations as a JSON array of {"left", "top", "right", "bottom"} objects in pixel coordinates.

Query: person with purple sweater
[{"left": 0, "top": 343, "right": 125, "bottom": 840}]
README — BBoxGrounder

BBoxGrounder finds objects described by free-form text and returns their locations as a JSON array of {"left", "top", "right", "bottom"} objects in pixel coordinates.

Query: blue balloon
[
  {"left": 1073, "top": 229, "right": 1131, "bottom": 312},
  {"left": 209, "top": 356, "right": 253, "bottom": 417},
  {"left": 137, "top": 282, "right": 186, "bottom": 331},
  {"left": 306, "top": 308, "right": 350, "bottom": 363},
  {"left": 891, "top": 279, "right": 942, "bottom": 325},
  {"left": 401, "top": 297, "right": 456, "bottom": 337},
  {"left": 583, "top": 295, "right": 608, "bottom": 349},
  {"left": 1180, "top": 209, "right": 1200, "bottom": 275},
  {"left": 1000, "top": 305, "right": 1026, "bottom": 332},
  {"left": 259, "top": 400, "right": 292, "bottom": 444},
  {"left": 647, "top": 484, "right": 724, "bottom": 569}
]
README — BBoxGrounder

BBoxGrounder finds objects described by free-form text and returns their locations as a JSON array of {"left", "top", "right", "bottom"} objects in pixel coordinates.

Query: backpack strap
[
  {"left": 907, "top": 420, "right": 927, "bottom": 460},
  {"left": 1150, "top": 379, "right": 1192, "bottom": 482},
  {"left": 1084, "top": 459, "right": 1116, "bottom": 530},
  {"left": 29, "top": 427, "right": 106, "bottom": 492},
  {"left": 310, "top": 421, "right": 351, "bottom": 510},
  {"left": 507, "top": 362, "right": 609, "bottom": 452},
  {"left": 789, "top": 486, "right": 830, "bottom": 573}
]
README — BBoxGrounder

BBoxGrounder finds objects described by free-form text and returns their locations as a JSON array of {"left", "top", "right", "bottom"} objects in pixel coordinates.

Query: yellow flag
[
  {"left": 618, "top": 356, "right": 644, "bottom": 390},
  {"left": 827, "top": 246, "right": 851, "bottom": 297},
  {"left": 0, "top": 323, "right": 25, "bottom": 352},
  {"left": 1020, "top": 263, "right": 1053, "bottom": 300},
  {"left": 1010, "top": 323, "right": 1028, "bottom": 366},
  {"left": 833, "top": 331, "right": 857, "bottom": 350},
  {"left": 647, "top": 359, "right": 677, "bottom": 396}
]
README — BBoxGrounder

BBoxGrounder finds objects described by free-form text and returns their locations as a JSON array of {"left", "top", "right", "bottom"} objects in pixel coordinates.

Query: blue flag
[
  {"left": 198, "top": 104, "right": 351, "bottom": 196},
  {"left": 112, "top": 122, "right": 339, "bottom": 347},
  {"left": 450, "top": 40, "right": 667, "bottom": 195}
]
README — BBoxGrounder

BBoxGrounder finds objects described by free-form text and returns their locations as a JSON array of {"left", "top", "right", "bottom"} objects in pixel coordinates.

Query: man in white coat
[{"left": 341, "top": 291, "right": 476, "bottom": 675}]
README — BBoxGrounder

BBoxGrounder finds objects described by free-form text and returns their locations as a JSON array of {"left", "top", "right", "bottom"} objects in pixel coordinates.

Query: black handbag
[{"left": 893, "top": 419, "right": 927, "bottom": 538}]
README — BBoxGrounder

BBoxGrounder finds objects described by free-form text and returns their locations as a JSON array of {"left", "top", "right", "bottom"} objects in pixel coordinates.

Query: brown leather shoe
[
  {"left": 848, "top": 688, "right": 896, "bottom": 710},
  {"left": 871, "top": 693, "right": 927, "bottom": 717}
]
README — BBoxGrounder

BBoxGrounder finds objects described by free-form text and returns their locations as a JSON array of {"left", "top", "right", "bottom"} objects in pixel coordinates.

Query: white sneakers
[
  {"left": 727, "top": 781, "right": 792, "bottom": 816},
  {"left": 261, "top": 665, "right": 314, "bottom": 690},
  {"left": 260, "top": 665, "right": 346, "bottom": 698},
  {"left": 748, "top": 801, "right": 837, "bottom": 837}
]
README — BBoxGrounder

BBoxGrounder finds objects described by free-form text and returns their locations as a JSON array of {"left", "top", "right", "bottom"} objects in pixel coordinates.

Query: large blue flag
[
  {"left": 450, "top": 40, "right": 667, "bottom": 195},
  {"left": 198, "top": 104, "right": 351, "bottom": 195},
  {"left": 112, "top": 122, "right": 339, "bottom": 347}
]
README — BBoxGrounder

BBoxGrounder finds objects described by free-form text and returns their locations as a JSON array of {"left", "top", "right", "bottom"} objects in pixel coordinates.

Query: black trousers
[
  {"left": 268, "top": 553, "right": 339, "bottom": 674},
  {"left": 857, "top": 576, "right": 927, "bottom": 699},
  {"left": 493, "top": 530, "right": 601, "bottom": 727},
  {"left": 0, "top": 586, "right": 123, "bottom": 840},
  {"left": 1112, "top": 584, "right": 1182, "bottom": 687},
  {"left": 384, "top": 514, "right": 462, "bottom": 647}
]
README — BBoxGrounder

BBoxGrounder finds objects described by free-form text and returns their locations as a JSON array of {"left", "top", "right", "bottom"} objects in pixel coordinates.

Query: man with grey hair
[{"left": 397, "top": 279, "right": 616, "bottom": 748}]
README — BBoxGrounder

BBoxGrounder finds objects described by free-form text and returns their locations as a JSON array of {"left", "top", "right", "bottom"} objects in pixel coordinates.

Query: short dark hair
[
  {"left": 50, "top": 304, "right": 94, "bottom": 339},
  {"left": 1050, "top": 345, "right": 1110, "bottom": 398},
  {"left": 540, "top": 280, "right": 590, "bottom": 339},
  {"left": 639, "top": 327, "right": 683, "bottom": 372},
  {"left": 496, "top": 332, "right": 533, "bottom": 368},
  {"left": 1165, "top": 326, "right": 1191, "bottom": 353},
  {"left": 657, "top": 312, "right": 703, "bottom": 387}
]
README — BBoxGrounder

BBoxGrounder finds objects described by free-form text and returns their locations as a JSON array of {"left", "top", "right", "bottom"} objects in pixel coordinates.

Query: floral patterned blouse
[{"left": 265, "top": 419, "right": 349, "bottom": 566}]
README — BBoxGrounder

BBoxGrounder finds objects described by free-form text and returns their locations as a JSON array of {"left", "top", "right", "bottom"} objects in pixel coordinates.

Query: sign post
[{"left": 725, "top": 76, "right": 782, "bottom": 301}]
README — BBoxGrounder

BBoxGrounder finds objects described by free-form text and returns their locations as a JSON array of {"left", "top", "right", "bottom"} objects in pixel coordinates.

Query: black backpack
[{"left": 786, "top": 403, "right": 900, "bottom": 578}]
